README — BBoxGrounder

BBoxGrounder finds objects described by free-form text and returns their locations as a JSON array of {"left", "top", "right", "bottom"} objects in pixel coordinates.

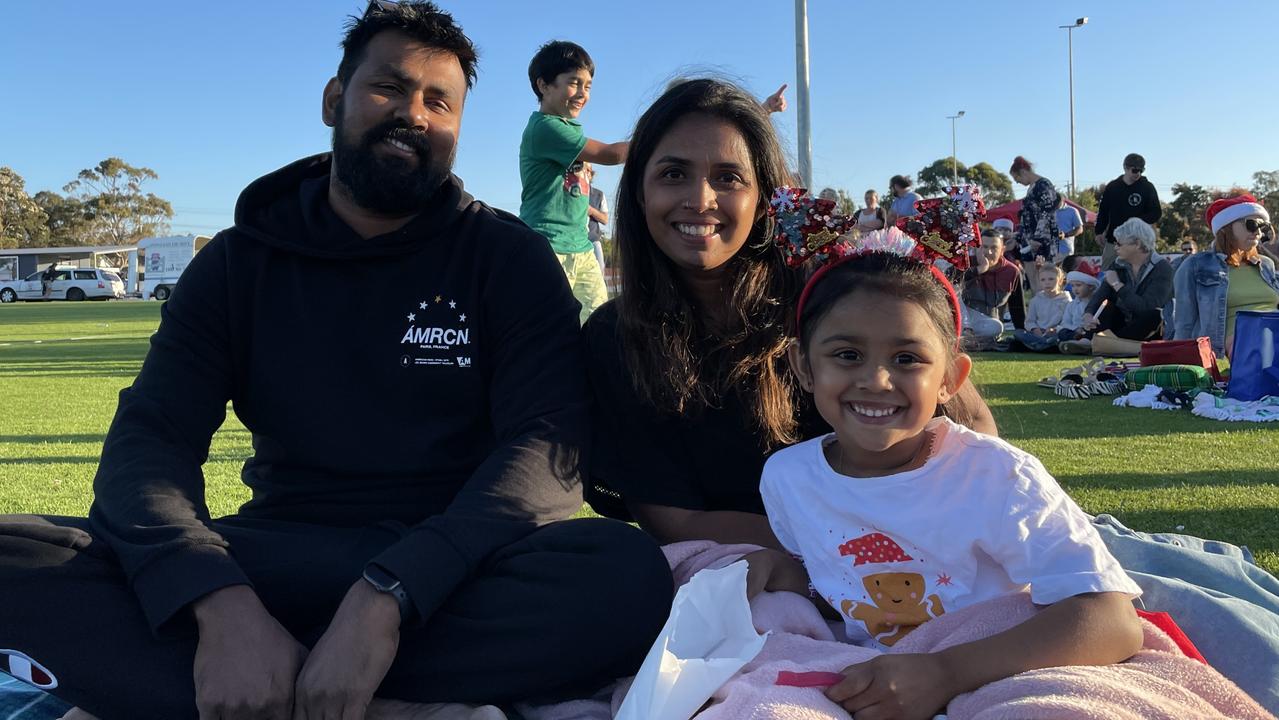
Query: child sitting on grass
[
  {"left": 1014, "top": 263, "right": 1072, "bottom": 352},
  {"left": 1059, "top": 270, "right": 1101, "bottom": 354}
]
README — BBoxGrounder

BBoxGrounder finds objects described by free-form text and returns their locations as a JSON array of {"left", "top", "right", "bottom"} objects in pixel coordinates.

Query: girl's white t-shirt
[{"left": 760, "top": 418, "right": 1140, "bottom": 648}]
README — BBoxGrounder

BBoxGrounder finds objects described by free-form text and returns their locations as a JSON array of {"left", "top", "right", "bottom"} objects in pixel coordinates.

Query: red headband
[{"left": 768, "top": 186, "right": 985, "bottom": 342}]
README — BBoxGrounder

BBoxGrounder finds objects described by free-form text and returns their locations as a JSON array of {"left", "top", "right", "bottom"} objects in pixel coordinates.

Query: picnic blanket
[
  {"left": 1191, "top": 393, "right": 1279, "bottom": 422},
  {"left": 522, "top": 540, "right": 1275, "bottom": 720},
  {"left": 1092, "top": 514, "right": 1279, "bottom": 715},
  {"left": 0, "top": 672, "right": 67, "bottom": 720}
]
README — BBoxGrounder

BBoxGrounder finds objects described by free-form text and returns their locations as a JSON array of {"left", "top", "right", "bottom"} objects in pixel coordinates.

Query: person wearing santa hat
[{"left": 1173, "top": 194, "right": 1279, "bottom": 357}]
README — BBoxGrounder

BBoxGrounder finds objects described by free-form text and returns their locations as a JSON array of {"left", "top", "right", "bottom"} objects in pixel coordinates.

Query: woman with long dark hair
[{"left": 583, "top": 79, "right": 995, "bottom": 547}]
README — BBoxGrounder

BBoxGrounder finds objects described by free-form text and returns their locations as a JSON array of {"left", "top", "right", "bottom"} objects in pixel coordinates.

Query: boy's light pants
[{"left": 556, "top": 250, "right": 608, "bottom": 325}]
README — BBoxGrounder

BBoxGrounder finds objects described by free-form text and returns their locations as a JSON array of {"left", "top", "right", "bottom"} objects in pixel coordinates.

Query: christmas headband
[{"left": 768, "top": 185, "right": 987, "bottom": 339}]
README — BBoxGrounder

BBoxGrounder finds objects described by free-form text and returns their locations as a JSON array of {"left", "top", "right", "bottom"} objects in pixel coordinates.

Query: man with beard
[{"left": 0, "top": 3, "right": 673, "bottom": 719}]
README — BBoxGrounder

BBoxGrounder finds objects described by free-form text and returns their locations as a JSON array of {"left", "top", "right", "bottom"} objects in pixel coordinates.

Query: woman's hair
[
  {"left": 864, "top": 189, "right": 879, "bottom": 203},
  {"left": 1114, "top": 217, "right": 1156, "bottom": 254},
  {"left": 889, "top": 174, "right": 913, "bottom": 190},
  {"left": 1038, "top": 263, "right": 1065, "bottom": 291},
  {"left": 1214, "top": 222, "right": 1261, "bottom": 267},
  {"left": 1009, "top": 156, "right": 1033, "bottom": 175},
  {"left": 614, "top": 78, "right": 800, "bottom": 446},
  {"left": 796, "top": 253, "right": 960, "bottom": 369}
]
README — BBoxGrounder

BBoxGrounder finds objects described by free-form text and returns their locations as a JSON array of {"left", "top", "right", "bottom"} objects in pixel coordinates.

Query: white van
[
  {"left": 137, "top": 235, "right": 211, "bottom": 300},
  {"left": 0, "top": 266, "right": 125, "bottom": 302}
]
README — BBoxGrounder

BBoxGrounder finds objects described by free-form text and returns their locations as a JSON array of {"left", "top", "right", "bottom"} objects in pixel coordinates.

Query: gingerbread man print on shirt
[{"left": 836, "top": 532, "right": 946, "bottom": 646}]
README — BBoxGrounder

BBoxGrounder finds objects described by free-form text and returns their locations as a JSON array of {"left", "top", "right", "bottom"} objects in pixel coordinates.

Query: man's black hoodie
[
  {"left": 1095, "top": 174, "right": 1162, "bottom": 241},
  {"left": 88, "top": 154, "right": 588, "bottom": 633}
]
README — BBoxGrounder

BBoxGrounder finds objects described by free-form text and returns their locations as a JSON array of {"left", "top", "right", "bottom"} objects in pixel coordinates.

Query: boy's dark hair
[
  {"left": 1123, "top": 153, "right": 1146, "bottom": 170},
  {"left": 889, "top": 174, "right": 913, "bottom": 190},
  {"left": 528, "top": 40, "right": 595, "bottom": 100},
  {"left": 338, "top": 1, "right": 478, "bottom": 90}
]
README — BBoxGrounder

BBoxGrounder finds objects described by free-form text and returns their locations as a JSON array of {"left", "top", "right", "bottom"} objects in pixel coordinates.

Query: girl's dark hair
[
  {"left": 338, "top": 1, "right": 478, "bottom": 89},
  {"left": 615, "top": 78, "right": 800, "bottom": 446},
  {"left": 889, "top": 174, "right": 912, "bottom": 190},
  {"left": 795, "top": 253, "right": 968, "bottom": 420},
  {"left": 1010, "top": 156, "right": 1033, "bottom": 175},
  {"left": 527, "top": 40, "right": 595, "bottom": 99}
]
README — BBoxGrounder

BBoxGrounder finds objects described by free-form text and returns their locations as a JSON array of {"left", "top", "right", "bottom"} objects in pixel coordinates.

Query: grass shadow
[{"left": 1057, "top": 469, "right": 1279, "bottom": 491}]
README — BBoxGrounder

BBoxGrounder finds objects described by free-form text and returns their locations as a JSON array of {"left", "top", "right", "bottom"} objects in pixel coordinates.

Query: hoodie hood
[{"left": 232, "top": 152, "right": 474, "bottom": 259}]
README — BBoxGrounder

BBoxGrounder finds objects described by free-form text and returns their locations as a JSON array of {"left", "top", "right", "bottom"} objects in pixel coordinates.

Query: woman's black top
[{"left": 582, "top": 300, "right": 828, "bottom": 519}]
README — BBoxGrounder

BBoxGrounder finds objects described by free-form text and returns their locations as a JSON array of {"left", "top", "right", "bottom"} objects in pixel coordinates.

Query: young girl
[
  {"left": 1014, "top": 264, "right": 1072, "bottom": 352},
  {"left": 1059, "top": 270, "right": 1100, "bottom": 354},
  {"left": 751, "top": 189, "right": 1143, "bottom": 718}
]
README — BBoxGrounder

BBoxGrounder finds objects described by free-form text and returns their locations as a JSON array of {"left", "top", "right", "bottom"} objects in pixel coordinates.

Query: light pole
[
  {"left": 1059, "top": 16, "right": 1088, "bottom": 197},
  {"left": 794, "top": 0, "right": 812, "bottom": 188},
  {"left": 946, "top": 111, "right": 965, "bottom": 186}
]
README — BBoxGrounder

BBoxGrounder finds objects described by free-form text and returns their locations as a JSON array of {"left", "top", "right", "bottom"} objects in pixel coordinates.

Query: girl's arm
[
  {"left": 937, "top": 591, "right": 1142, "bottom": 693},
  {"left": 945, "top": 379, "right": 998, "bottom": 436},
  {"left": 627, "top": 501, "right": 783, "bottom": 549},
  {"left": 826, "top": 592, "right": 1142, "bottom": 717}
]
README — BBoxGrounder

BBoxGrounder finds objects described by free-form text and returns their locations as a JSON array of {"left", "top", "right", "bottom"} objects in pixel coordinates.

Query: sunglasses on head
[
  {"left": 1244, "top": 218, "right": 1272, "bottom": 234},
  {"left": 364, "top": 0, "right": 399, "bottom": 17}
]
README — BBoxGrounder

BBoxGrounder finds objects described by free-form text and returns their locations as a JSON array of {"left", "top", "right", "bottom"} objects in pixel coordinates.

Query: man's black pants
[{"left": 0, "top": 514, "right": 673, "bottom": 719}]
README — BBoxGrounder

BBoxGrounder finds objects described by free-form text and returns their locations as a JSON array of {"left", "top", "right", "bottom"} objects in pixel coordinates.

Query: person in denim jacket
[{"left": 1174, "top": 195, "right": 1279, "bottom": 358}]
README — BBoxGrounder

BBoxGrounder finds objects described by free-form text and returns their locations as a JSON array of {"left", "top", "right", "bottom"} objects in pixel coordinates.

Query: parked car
[{"left": 0, "top": 266, "right": 126, "bottom": 303}]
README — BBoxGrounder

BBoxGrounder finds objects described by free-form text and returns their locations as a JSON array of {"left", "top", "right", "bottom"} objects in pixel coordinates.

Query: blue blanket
[
  {"left": 0, "top": 673, "right": 67, "bottom": 720},
  {"left": 1093, "top": 513, "right": 1279, "bottom": 715}
]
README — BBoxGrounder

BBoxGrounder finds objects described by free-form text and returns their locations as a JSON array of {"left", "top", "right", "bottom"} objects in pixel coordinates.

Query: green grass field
[{"left": 2, "top": 302, "right": 1277, "bottom": 574}]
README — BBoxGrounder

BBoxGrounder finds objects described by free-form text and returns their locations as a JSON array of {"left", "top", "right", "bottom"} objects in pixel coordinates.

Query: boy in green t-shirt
[{"left": 519, "top": 40, "right": 628, "bottom": 325}]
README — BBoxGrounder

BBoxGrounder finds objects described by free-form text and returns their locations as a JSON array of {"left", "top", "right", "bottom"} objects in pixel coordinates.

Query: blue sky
[{"left": 3, "top": 0, "right": 1277, "bottom": 238}]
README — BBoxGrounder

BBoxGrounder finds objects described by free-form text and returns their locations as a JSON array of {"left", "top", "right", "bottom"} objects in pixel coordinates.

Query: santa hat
[
  {"left": 1066, "top": 270, "right": 1100, "bottom": 287},
  {"left": 839, "top": 532, "right": 914, "bottom": 566},
  {"left": 1205, "top": 194, "right": 1269, "bottom": 236},
  {"left": 992, "top": 218, "right": 1014, "bottom": 233}
]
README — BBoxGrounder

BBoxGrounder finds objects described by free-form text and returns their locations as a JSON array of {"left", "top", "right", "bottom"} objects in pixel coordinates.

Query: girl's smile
[{"left": 790, "top": 288, "right": 970, "bottom": 477}]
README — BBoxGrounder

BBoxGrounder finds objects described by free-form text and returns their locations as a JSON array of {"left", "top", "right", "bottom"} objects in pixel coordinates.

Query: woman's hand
[
  {"left": 826, "top": 653, "right": 956, "bottom": 720},
  {"left": 743, "top": 548, "right": 810, "bottom": 599}
]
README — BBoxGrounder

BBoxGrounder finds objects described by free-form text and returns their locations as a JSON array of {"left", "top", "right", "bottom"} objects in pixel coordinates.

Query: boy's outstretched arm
[
  {"left": 826, "top": 592, "right": 1143, "bottom": 719},
  {"left": 580, "top": 138, "right": 628, "bottom": 165}
]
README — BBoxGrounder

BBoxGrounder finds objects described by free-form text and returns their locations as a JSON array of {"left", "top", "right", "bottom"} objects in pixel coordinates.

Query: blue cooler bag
[{"left": 1227, "top": 310, "right": 1279, "bottom": 401}]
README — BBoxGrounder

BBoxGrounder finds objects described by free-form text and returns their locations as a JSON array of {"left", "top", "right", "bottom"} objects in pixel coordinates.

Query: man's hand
[
  {"left": 1102, "top": 270, "right": 1123, "bottom": 290},
  {"left": 1081, "top": 313, "right": 1100, "bottom": 331},
  {"left": 743, "top": 548, "right": 810, "bottom": 599},
  {"left": 826, "top": 653, "right": 955, "bottom": 720},
  {"left": 293, "top": 580, "right": 401, "bottom": 720},
  {"left": 192, "top": 585, "right": 308, "bottom": 720},
  {"left": 762, "top": 84, "right": 788, "bottom": 114}
]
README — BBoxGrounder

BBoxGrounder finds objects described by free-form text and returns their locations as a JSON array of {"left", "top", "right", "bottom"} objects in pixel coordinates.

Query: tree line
[{"left": 0, "top": 159, "right": 173, "bottom": 250}]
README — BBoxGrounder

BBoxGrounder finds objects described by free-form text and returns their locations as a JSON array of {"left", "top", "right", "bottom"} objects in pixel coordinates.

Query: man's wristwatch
[{"left": 362, "top": 564, "right": 414, "bottom": 623}]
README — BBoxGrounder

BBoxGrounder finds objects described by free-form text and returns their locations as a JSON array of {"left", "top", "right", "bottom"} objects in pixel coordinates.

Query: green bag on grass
[{"left": 1124, "top": 364, "right": 1215, "bottom": 392}]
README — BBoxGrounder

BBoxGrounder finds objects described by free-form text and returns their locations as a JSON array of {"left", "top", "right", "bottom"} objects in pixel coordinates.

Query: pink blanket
[{"left": 521, "top": 541, "right": 1274, "bottom": 720}]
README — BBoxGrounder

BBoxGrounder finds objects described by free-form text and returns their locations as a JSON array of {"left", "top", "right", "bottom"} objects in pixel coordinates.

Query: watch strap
[{"left": 362, "top": 564, "right": 414, "bottom": 623}]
